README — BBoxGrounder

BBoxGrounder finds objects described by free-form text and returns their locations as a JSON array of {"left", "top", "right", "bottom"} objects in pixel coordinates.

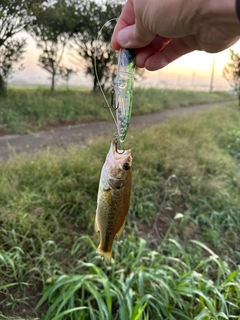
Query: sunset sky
[{"left": 10, "top": 32, "right": 240, "bottom": 91}]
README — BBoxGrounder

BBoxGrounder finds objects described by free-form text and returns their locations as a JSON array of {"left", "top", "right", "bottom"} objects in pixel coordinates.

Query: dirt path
[{"left": 0, "top": 102, "right": 221, "bottom": 161}]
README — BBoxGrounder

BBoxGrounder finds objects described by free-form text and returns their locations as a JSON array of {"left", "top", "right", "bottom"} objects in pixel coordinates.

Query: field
[
  {"left": 0, "top": 96, "right": 240, "bottom": 319},
  {"left": 0, "top": 88, "right": 234, "bottom": 134}
]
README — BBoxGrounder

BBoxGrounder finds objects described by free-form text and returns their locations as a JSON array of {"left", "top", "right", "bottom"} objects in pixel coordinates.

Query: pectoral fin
[
  {"left": 95, "top": 215, "right": 99, "bottom": 232},
  {"left": 116, "top": 217, "right": 126, "bottom": 241}
]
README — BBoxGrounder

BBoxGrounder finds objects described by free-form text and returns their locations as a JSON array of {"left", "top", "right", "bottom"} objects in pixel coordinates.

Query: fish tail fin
[{"left": 96, "top": 247, "right": 112, "bottom": 264}]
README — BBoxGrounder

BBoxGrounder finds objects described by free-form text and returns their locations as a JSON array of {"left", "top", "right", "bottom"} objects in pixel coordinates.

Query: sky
[{"left": 10, "top": 31, "right": 240, "bottom": 91}]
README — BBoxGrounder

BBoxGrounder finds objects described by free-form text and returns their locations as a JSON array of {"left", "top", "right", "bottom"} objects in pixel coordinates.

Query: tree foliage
[
  {"left": 29, "top": 0, "right": 82, "bottom": 91},
  {"left": 0, "top": 0, "right": 40, "bottom": 94},
  {"left": 0, "top": 39, "right": 26, "bottom": 92},
  {"left": 72, "top": 0, "right": 124, "bottom": 92},
  {"left": 0, "top": 0, "right": 38, "bottom": 47},
  {"left": 223, "top": 49, "right": 240, "bottom": 105},
  {"left": 59, "top": 66, "right": 78, "bottom": 89}
]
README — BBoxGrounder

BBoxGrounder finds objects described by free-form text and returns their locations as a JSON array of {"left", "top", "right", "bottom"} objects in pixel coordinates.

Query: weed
[
  {"left": 0, "top": 101, "right": 240, "bottom": 318},
  {"left": 0, "top": 88, "right": 235, "bottom": 134},
  {"left": 35, "top": 237, "right": 240, "bottom": 320}
]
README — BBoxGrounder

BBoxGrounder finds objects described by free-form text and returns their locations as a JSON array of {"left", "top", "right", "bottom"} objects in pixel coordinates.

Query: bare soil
[
  {"left": 0, "top": 103, "right": 220, "bottom": 161},
  {"left": 0, "top": 283, "right": 47, "bottom": 319}
]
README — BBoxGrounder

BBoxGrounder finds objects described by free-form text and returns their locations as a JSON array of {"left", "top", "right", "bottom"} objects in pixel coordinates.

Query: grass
[
  {"left": 0, "top": 87, "right": 235, "bottom": 134},
  {"left": 0, "top": 101, "right": 240, "bottom": 319}
]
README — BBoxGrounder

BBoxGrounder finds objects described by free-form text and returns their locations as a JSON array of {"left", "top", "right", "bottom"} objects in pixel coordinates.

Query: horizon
[{"left": 9, "top": 31, "right": 240, "bottom": 91}]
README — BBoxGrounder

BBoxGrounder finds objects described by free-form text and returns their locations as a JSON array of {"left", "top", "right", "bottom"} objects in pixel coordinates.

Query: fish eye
[{"left": 123, "top": 162, "right": 130, "bottom": 171}]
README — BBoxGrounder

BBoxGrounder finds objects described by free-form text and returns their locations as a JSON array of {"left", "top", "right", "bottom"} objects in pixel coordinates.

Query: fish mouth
[
  {"left": 111, "top": 140, "right": 131, "bottom": 159},
  {"left": 108, "top": 141, "right": 132, "bottom": 178},
  {"left": 111, "top": 140, "right": 132, "bottom": 166}
]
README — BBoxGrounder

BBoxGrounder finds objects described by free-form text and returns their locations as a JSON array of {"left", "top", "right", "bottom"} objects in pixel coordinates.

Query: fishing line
[
  {"left": 113, "top": 174, "right": 179, "bottom": 320},
  {"left": 94, "top": 18, "right": 118, "bottom": 129},
  {"left": 95, "top": 16, "right": 181, "bottom": 320}
]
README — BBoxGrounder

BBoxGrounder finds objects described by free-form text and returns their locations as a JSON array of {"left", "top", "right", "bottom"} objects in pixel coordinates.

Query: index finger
[{"left": 111, "top": 0, "right": 135, "bottom": 50}]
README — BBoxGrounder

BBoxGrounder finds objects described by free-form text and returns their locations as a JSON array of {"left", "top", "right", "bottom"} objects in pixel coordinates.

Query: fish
[{"left": 95, "top": 140, "right": 132, "bottom": 264}]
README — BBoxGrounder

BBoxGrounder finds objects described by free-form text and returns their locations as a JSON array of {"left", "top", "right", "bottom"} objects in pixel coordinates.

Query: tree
[
  {"left": 37, "top": 41, "right": 68, "bottom": 92},
  {"left": 59, "top": 66, "right": 78, "bottom": 89},
  {"left": 0, "top": 39, "right": 26, "bottom": 93},
  {"left": 223, "top": 49, "right": 240, "bottom": 106},
  {"left": 0, "top": 0, "right": 40, "bottom": 93},
  {"left": 0, "top": 0, "right": 38, "bottom": 47},
  {"left": 71, "top": 0, "right": 124, "bottom": 92},
  {"left": 29, "top": 0, "right": 82, "bottom": 91}
]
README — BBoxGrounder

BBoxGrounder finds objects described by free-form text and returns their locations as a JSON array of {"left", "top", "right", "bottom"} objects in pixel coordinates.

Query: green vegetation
[
  {"left": 223, "top": 49, "right": 240, "bottom": 106},
  {"left": 0, "top": 101, "right": 240, "bottom": 319},
  {"left": 0, "top": 88, "right": 235, "bottom": 134}
]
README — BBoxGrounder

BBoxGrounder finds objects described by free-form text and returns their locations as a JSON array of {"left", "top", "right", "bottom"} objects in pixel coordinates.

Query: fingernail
[{"left": 118, "top": 27, "right": 131, "bottom": 46}]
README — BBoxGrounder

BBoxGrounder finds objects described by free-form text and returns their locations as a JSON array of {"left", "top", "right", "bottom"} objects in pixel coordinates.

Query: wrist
[
  {"left": 201, "top": 0, "right": 240, "bottom": 32},
  {"left": 208, "top": 0, "right": 239, "bottom": 23},
  {"left": 191, "top": 0, "right": 240, "bottom": 36}
]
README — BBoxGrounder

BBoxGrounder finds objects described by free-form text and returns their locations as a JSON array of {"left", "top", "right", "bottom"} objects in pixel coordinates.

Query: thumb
[{"left": 117, "top": 23, "right": 155, "bottom": 48}]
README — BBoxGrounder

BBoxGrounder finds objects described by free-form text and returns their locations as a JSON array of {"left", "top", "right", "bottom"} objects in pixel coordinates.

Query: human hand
[{"left": 111, "top": 0, "right": 240, "bottom": 71}]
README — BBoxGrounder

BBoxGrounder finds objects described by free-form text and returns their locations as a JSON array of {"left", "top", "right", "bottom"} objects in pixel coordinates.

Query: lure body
[
  {"left": 95, "top": 141, "right": 132, "bottom": 264},
  {"left": 114, "top": 48, "right": 135, "bottom": 143}
]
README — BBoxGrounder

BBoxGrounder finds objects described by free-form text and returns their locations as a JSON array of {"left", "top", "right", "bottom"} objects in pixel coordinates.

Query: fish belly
[{"left": 95, "top": 186, "right": 130, "bottom": 263}]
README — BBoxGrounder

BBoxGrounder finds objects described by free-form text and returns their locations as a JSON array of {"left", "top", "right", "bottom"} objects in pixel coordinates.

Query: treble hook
[
  {"left": 114, "top": 133, "right": 125, "bottom": 154},
  {"left": 103, "top": 88, "right": 116, "bottom": 109},
  {"left": 111, "top": 86, "right": 119, "bottom": 110},
  {"left": 102, "top": 87, "right": 119, "bottom": 110}
]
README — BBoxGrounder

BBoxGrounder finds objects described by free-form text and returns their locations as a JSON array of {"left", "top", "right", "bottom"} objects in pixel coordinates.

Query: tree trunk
[
  {"left": 51, "top": 72, "right": 55, "bottom": 92},
  {"left": 93, "top": 75, "right": 98, "bottom": 93},
  {"left": 0, "top": 74, "right": 6, "bottom": 96},
  {"left": 92, "top": 75, "right": 105, "bottom": 93}
]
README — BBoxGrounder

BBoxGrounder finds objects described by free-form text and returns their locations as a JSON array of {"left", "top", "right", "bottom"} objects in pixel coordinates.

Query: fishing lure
[{"left": 114, "top": 48, "right": 135, "bottom": 143}]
